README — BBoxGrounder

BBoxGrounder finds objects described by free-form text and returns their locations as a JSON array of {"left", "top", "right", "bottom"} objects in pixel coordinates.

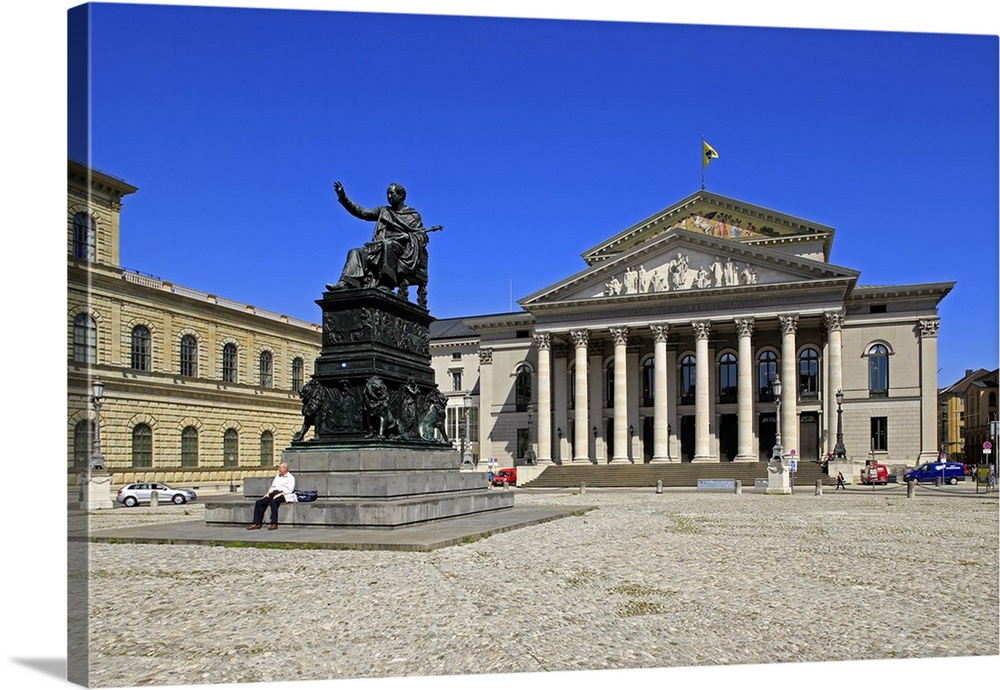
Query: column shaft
[
  {"left": 736, "top": 317, "right": 755, "bottom": 461},
  {"left": 651, "top": 324, "right": 671, "bottom": 461},
  {"left": 611, "top": 327, "right": 629, "bottom": 462},
  {"left": 572, "top": 330, "right": 590, "bottom": 463},
  {"left": 693, "top": 321, "right": 713, "bottom": 462},
  {"left": 780, "top": 315, "right": 799, "bottom": 458},
  {"left": 535, "top": 334, "right": 552, "bottom": 462}
]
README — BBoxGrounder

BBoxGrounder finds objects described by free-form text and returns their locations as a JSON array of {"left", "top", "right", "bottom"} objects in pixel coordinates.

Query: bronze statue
[{"left": 326, "top": 181, "right": 441, "bottom": 305}]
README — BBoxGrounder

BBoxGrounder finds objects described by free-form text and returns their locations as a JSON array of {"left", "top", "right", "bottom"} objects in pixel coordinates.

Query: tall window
[
  {"left": 72, "top": 212, "right": 96, "bottom": 260},
  {"left": 719, "top": 353, "right": 737, "bottom": 404},
  {"left": 799, "top": 348, "right": 820, "bottom": 400},
  {"left": 641, "top": 358, "right": 655, "bottom": 407},
  {"left": 181, "top": 426, "right": 199, "bottom": 467},
  {"left": 259, "top": 351, "right": 273, "bottom": 388},
  {"left": 567, "top": 362, "right": 575, "bottom": 410},
  {"left": 515, "top": 365, "right": 531, "bottom": 412},
  {"left": 132, "top": 423, "right": 153, "bottom": 468},
  {"left": 604, "top": 361, "right": 615, "bottom": 407},
  {"left": 223, "top": 429, "right": 239, "bottom": 467},
  {"left": 758, "top": 351, "right": 778, "bottom": 401},
  {"left": 680, "top": 355, "right": 696, "bottom": 405},
  {"left": 222, "top": 343, "right": 238, "bottom": 383},
  {"left": 130, "top": 325, "right": 151, "bottom": 371},
  {"left": 446, "top": 406, "right": 479, "bottom": 444},
  {"left": 260, "top": 431, "right": 274, "bottom": 467},
  {"left": 868, "top": 344, "right": 889, "bottom": 398},
  {"left": 73, "top": 313, "right": 96, "bottom": 363},
  {"left": 452, "top": 370, "right": 463, "bottom": 391},
  {"left": 871, "top": 417, "right": 888, "bottom": 452},
  {"left": 291, "top": 357, "right": 304, "bottom": 392},
  {"left": 179, "top": 335, "right": 198, "bottom": 378},
  {"left": 73, "top": 420, "right": 93, "bottom": 468}
]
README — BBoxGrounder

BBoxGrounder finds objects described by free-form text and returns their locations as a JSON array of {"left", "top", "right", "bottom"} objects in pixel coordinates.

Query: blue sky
[
  {"left": 68, "top": 3, "right": 998, "bottom": 390},
  {"left": 3, "top": 3, "right": 999, "bottom": 690}
]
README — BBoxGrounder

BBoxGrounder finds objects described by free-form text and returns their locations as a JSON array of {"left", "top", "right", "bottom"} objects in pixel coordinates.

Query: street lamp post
[
  {"left": 834, "top": 389, "right": 847, "bottom": 459},
  {"left": 462, "top": 391, "right": 474, "bottom": 467},
  {"left": 765, "top": 375, "right": 792, "bottom": 494},
  {"left": 772, "top": 376, "right": 784, "bottom": 463},
  {"left": 667, "top": 422, "right": 672, "bottom": 462},
  {"left": 91, "top": 377, "right": 106, "bottom": 470}
]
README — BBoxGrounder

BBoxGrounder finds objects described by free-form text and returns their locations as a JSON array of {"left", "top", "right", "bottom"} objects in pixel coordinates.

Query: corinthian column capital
[
  {"left": 919, "top": 318, "right": 940, "bottom": 338},
  {"left": 534, "top": 332, "right": 551, "bottom": 350},
  {"left": 779, "top": 314, "right": 799, "bottom": 335},
  {"left": 570, "top": 329, "right": 589, "bottom": 349},
  {"left": 609, "top": 326, "right": 629, "bottom": 345},
  {"left": 735, "top": 317, "right": 755, "bottom": 338},
  {"left": 824, "top": 310, "right": 845, "bottom": 332},
  {"left": 691, "top": 320, "right": 712, "bottom": 340},
  {"left": 650, "top": 323, "right": 670, "bottom": 343}
]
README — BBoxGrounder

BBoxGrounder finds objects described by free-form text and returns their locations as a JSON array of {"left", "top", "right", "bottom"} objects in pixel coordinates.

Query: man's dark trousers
[{"left": 252, "top": 492, "right": 287, "bottom": 525}]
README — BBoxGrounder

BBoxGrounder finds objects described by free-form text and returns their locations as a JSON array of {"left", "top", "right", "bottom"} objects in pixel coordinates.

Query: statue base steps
[{"left": 204, "top": 446, "right": 514, "bottom": 529}]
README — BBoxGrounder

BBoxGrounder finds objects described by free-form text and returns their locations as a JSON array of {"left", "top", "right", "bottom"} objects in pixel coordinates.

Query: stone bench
[{"left": 696, "top": 478, "right": 741, "bottom": 494}]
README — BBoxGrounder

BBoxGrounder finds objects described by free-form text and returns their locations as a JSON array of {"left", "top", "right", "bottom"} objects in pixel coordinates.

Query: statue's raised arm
[{"left": 325, "top": 181, "right": 437, "bottom": 309}]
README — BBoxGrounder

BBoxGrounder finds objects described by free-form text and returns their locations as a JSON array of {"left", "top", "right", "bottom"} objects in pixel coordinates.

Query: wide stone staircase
[{"left": 521, "top": 461, "right": 834, "bottom": 489}]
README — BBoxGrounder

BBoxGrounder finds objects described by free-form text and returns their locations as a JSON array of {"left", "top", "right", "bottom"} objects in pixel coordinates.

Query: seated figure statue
[{"left": 326, "top": 181, "right": 440, "bottom": 301}]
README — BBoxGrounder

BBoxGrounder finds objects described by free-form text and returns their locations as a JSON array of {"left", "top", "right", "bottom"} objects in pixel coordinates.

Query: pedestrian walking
[{"left": 836, "top": 471, "right": 846, "bottom": 490}]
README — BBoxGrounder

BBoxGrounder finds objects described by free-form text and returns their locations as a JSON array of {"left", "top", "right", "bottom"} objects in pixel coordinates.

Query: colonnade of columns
[{"left": 530, "top": 311, "right": 850, "bottom": 464}]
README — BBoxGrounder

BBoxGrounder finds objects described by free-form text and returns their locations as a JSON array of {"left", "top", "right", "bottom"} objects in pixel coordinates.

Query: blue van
[{"left": 904, "top": 462, "right": 966, "bottom": 485}]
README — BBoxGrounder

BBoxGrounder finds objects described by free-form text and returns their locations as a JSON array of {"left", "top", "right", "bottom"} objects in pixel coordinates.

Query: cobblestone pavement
[{"left": 76, "top": 488, "right": 999, "bottom": 688}]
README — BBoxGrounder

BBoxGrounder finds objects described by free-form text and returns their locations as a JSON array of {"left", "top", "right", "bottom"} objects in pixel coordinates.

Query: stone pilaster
[
  {"left": 735, "top": 317, "right": 756, "bottom": 462},
  {"left": 692, "top": 320, "right": 713, "bottom": 462},
  {"left": 650, "top": 324, "right": 672, "bottom": 462},
  {"left": 534, "top": 333, "right": 552, "bottom": 463},
  {"left": 779, "top": 314, "right": 799, "bottom": 458},
  {"left": 610, "top": 326, "right": 629, "bottom": 463},
  {"left": 571, "top": 329, "right": 590, "bottom": 463},
  {"left": 918, "top": 318, "right": 941, "bottom": 463}
]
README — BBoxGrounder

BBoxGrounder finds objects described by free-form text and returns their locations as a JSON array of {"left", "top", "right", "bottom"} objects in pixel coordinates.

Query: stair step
[{"left": 522, "top": 462, "right": 834, "bottom": 488}]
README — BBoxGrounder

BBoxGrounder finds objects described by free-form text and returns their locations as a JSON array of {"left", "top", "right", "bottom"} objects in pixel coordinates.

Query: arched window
[
  {"left": 73, "top": 313, "right": 96, "bottom": 363},
  {"left": 260, "top": 431, "right": 274, "bottom": 467},
  {"left": 719, "top": 353, "right": 737, "bottom": 404},
  {"left": 130, "top": 325, "right": 151, "bottom": 371},
  {"left": 604, "top": 360, "right": 615, "bottom": 408},
  {"left": 73, "top": 419, "right": 93, "bottom": 468},
  {"left": 223, "top": 429, "right": 239, "bottom": 467},
  {"left": 259, "top": 351, "right": 273, "bottom": 388},
  {"left": 132, "top": 424, "right": 153, "bottom": 468},
  {"left": 641, "top": 358, "right": 655, "bottom": 407},
  {"left": 181, "top": 426, "right": 199, "bottom": 467},
  {"left": 515, "top": 364, "right": 531, "bottom": 412},
  {"left": 680, "top": 355, "right": 696, "bottom": 405},
  {"left": 868, "top": 344, "right": 889, "bottom": 398},
  {"left": 758, "top": 351, "right": 778, "bottom": 401},
  {"left": 222, "top": 343, "right": 238, "bottom": 383},
  {"left": 799, "top": 348, "right": 820, "bottom": 400},
  {"left": 72, "top": 212, "right": 96, "bottom": 260},
  {"left": 179, "top": 335, "right": 198, "bottom": 378},
  {"left": 291, "top": 357, "right": 304, "bottom": 392}
]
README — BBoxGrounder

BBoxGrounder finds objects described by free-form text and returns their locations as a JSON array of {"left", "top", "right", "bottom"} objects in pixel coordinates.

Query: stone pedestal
[
  {"left": 81, "top": 471, "right": 115, "bottom": 510},
  {"left": 765, "top": 462, "right": 792, "bottom": 495},
  {"left": 205, "top": 446, "right": 513, "bottom": 528},
  {"left": 206, "top": 287, "right": 515, "bottom": 529}
]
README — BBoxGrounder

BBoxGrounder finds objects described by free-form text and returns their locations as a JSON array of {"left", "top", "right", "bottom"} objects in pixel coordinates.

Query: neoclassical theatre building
[
  {"left": 439, "top": 191, "right": 953, "bottom": 470},
  {"left": 68, "top": 160, "right": 953, "bottom": 483}
]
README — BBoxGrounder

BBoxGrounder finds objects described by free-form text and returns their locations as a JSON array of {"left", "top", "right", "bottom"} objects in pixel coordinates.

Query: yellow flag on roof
[{"left": 702, "top": 140, "right": 719, "bottom": 169}]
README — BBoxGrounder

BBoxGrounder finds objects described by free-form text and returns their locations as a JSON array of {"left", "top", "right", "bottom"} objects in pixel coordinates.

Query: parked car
[
  {"left": 491, "top": 468, "right": 517, "bottom": 487},
  {"left": 904, "top": 461, "right": 966, "bottom": 485},
  {"left": 117, "top": 482, "right": 197, "bottom": 507},
  {"left": 860, "top": 463, "right": 890, "bottom": 485}
]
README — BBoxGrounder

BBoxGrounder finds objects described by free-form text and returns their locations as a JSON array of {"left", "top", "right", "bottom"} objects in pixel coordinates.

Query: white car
[{"left": 116, "top": 482, "right": 197, "bottom": 507}]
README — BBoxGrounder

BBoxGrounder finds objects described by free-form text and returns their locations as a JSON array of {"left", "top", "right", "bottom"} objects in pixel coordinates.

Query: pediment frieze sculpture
[{"left": 603, "top": 252, "right": 758, "bottom": 297}]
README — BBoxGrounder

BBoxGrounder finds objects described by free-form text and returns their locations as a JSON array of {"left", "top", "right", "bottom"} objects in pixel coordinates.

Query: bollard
[
  {"left": 734, "top": 480, "right": 742, "bottom": 495},
  {"left": 150, "top": 490, "right": 159, "bottom": 508},
  {"left": 580, "top": 480, "right": 586, "bottom": 495},
  {"left": 815, "top": 479, "right": 823, "bottom": 496},
  {"left": 502, "top": 479, "right": 509, "bottom": 491},
  {"left": 935, "top": 477, "right": 942, "bottom": 487},
  {"left": 907, "top": 480, "right": 916, "bottom": 498},
  {"left": 656, "top": 479, "right": 663, "bottom": 494}
]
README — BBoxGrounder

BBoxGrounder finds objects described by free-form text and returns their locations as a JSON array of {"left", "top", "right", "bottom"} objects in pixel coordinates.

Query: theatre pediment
[{"left": 521, "top": 229, "right": 857, "bottom": 307}]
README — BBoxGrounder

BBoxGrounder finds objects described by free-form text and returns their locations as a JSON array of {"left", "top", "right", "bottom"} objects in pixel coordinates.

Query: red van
[
  {"left": 491, "top": 468, "right": 517, "bottom": 487},
  {"left": 860, "top": 463, "right": 890, "bottom": 485}
]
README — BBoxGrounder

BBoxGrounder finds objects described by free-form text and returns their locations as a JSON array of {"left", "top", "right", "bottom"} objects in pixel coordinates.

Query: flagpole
[{"left": 701, "top": 136, "right": 706, "bottom": 190}]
